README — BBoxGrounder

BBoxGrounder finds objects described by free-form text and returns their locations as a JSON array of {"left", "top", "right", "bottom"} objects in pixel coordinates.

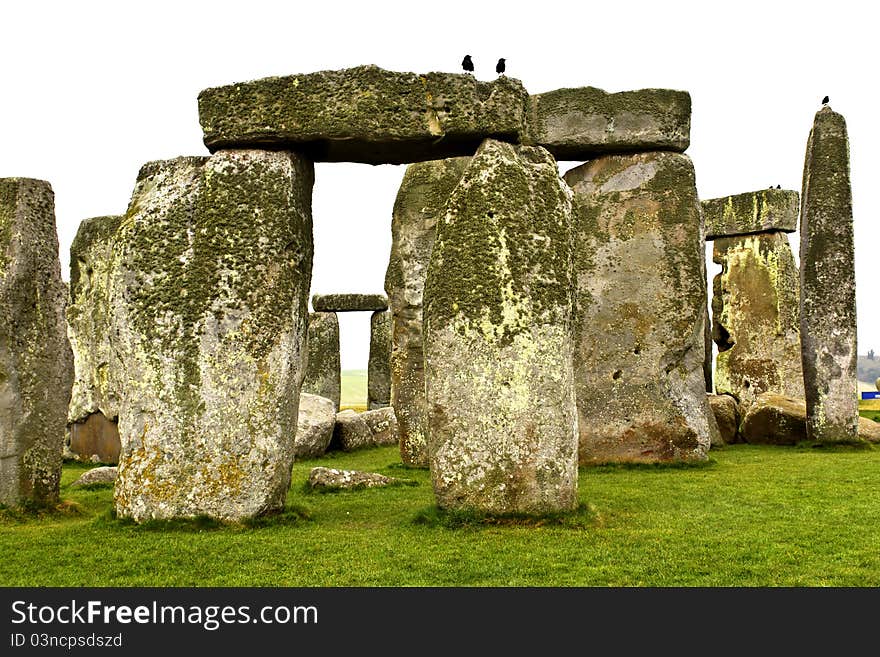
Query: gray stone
[
  {"left": 312, "top": 293, "right": 388, "bottom": 312},
  {"left": 302, "top": 312, "right": 340, "bottom": 410},
  {"left": 702, "top": 189, "right": 799, "bottom": 239},
  {"left": 70, "top": 466, "right": 117, "bottom": 488},
  {"left": 424, "top": 139, "right": 578, "bottom": 514},
  {"left": 0, "top": 178, "right": 74, "bottom": 507},
  {"left": 109, "top": 151, "right": 314, "bottom": 522},
  {"left": 564, "top": 152, "right": 714, "bottom": 464},
  {"left": 198, "top": 66, "right": 529, "bottom": 164},
  {"left": 294, "top": 393, "right": 336, "bottom": 459},
  {"left": 799, "top": 107, "right": 858, "bottom": 443},
  {"left": 707, "top": 394, "right": 739, "bottom": 445},
  {"left": 67, "top": 215, "right": 123, "bottom": 427},
  {"left": 307, "top": 466, "right": 397, "bottom": 491},
  {"left": 528, "top": 86, "right": 691, "bottom": 159},
  {"left": 367, "top": 310, "right": 391, "bottom": 410},
  {"left": 331, "top": 410, "right": 373, "bottom": 452},
  {"left": 68, "top": 412, "right": 120, "bottom": 464},
  {"left": 860, "top": 417, "right": 880, "bottom": 443},
  {"left": 712, "top": 232, "right": 804, "bottom": 409},
  {"left": 385, "top": 157, "right": 471, "bottom": 467},
  {"left": 361, "top": 407, "right": 398, "bottom": 446}
]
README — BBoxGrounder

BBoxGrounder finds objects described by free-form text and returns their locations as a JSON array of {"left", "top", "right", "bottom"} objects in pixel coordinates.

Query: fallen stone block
[
  {"left": 307, "top": 467, "right": 402, "bottom": 491},
  {"left": 312, "top": 293, "right": 388, "bottom": 312},
  {"left": 361, "top": 407, "right": 398, "bottom": 447},
  {"left": 295, "top": 394, "right": 336, "bottom": 460},
  {"left": 70, "top": 466, "right": 117, "bottom": 488},
  {"left": 331, "top": 410, "right": 373, "bottom": 452},
  {"left": 708, "top": 394, "right": 739, "bottom": 445},
  {"left": 702, "top": 189, "right": 798, "bottom": 239}
]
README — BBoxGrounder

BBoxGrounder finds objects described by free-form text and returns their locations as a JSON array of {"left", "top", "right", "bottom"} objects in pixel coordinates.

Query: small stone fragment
[
  {"left": 307, "top": 466, "right": 398, "bottom": 491},
  {"left": 70, "top": 466, "right": 117, "bottom": 488}
]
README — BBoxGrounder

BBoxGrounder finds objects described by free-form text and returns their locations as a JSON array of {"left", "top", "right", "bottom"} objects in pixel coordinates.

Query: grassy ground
[
  {"left": 340, "top": 369, "right": 367, "bottom": 411},
  {"left": 859, "top": 398, "right": 880, "bottom": 422},
  {"left": 2, "top": 443, "right": 879, "bottom": 587}
]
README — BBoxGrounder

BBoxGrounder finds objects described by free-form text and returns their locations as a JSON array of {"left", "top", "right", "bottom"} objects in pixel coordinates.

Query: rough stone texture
[
  {"left": 0, "top": 178, "right": 74, "bottom": 507},
  {"left": 799, "top": 107, "right": 858, "bottom": 443},
  {"left": 702, "top": 189, "right": 799, "bottom": 239},
  {"left": 330, "top": 410, "right": 374, "bottom": 452},
  {"left": 109, "top": 151, "right": 314, "bottom": 522},
  {"left": 528, "top": 87, "right": 691, "bottom": 159},
  {"left": 712, "top": 232, "right": 804, "bottom": 409},
  {"left": 294, "top": 393, "right": 336, "bottom": 460},
  {"left": 740, "top": 393, "right": 809, "bottom": 445},
  {"left": 385, "top": 157, "right": 471, "bottom": 467},
  {"left": 361, "top": 407, "right": 398, "bottom": 447},
  {"left": 708, "top": 394, "right": 739, "bottom": 445},
  {"left": 307, "top": 467, "right": 396, "bottom": 491},
  {"left": 424, "top": 139, "right": 578, "bottom": 514},
  {"left": 311, "top": 293, "right": 387, "bottom": 312},
  {"left": 564, "top": 152, "right": 714, "bottom": 464},
  {"left": 68, "top": 411, "right": 120, "bottom": 464},
  {"left": 302, "top": 312, "right": 340, "bottom": 410},
  {"left": 367, "top": 310, "right": 391, "bottom": 409},
  {"left": 67, "top": 215, "right": 123, "bottom": 428},
  {"left": 199, "top": 66, "right": 529, "bottom": 164},
  {"left": 70, "top": 466, "right": 117, "bottom": 488}
]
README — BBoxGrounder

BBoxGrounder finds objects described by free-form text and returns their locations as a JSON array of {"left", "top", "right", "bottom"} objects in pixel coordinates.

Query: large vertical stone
[
  {"left": 424, "top": 139, "right": 578, "bottom": 514},
  {"left": 564, "top": 152, "right": 713, "bottom": 464},
  {"left": 799, "top": 106, "right": 858, "bottom": 442},
  {"left": 110, "top": 151, "right": 314, "bottom": 522},
  {"left": 302, "top": 311, "right": 340, "bottom": 410},
  {"left": 385, "top": 157, "right": 470, "bottom": 467},
  {"left": 712, "top": 232, "right": 804, "bottom": 408},
  {"left": 367, "top": 310, "right": 391, "bottom": 410},
  {"left": 0, "top": 178, "right": 74, "bottom": 506}
]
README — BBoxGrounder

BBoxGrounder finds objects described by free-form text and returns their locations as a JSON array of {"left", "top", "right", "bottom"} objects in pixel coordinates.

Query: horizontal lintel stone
[
  {"left": 702, "top": 189, "right": 799, "bottom": 239},
  {"left": 312, "top": 293, "right": 388, "bottom": 312}
]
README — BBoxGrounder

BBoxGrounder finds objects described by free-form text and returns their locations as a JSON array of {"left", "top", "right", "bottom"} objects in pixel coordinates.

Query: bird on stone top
[
  {"left": 822, "top": 95, "right": 829, "bottom": 106},
  {"left": 496, "top": 58, "right": 506, "bottom": 75},
  {"left": 776, "top": 184, "right": 781, "bottom": 189},
  {"left": 462, "top": 55, "right": 474, "bottom": 74}
]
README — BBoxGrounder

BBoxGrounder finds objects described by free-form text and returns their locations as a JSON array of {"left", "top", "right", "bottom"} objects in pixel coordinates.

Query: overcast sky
[{"left": 1, "top": 0, "right": 876, "bottom": 370}]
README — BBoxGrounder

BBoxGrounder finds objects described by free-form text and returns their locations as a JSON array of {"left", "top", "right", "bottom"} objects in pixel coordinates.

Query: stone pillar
[
  {"left": 110, "top": 151, "right": 314, "bottom": 522},
  {"left": 711, "top": 232, "right": 804, "bottom": 408},
  {"left": 302, "top": 311, "right": 341, "bottom": 410},
  {"left": 564, "top": 151, "right": 714, "bottom": 464},
  {"left": 367, "top": 310, "right": 391, "bottom": 410},
  {"left": 799, "top": 106, "right": 858, "bottom": 442},
  {"left": 0, "top": 178, "right": 74, "bottom": 506},
  {"left": 424, "top": 139, "right": 578, "bottom": 514},
  {"left": 385, "top": 157, "right": 470, "bottom": 466}
]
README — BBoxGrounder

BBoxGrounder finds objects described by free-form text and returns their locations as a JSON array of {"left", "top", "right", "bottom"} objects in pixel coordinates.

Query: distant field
[{"left": 341, "top": 369, "right": 367, "bottom": 411}]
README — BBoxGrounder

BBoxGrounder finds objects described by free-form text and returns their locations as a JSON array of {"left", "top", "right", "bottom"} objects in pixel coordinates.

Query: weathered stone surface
[
  {"left": 294, "top": 393, "right": 336, "bottom": 459},
  {"left": 712, "top": 232, "right": 804, "bottom": 408},
  {"left": 860, "top": 417, "right": 880, "bottom": 443},
  {"left": 67, "top": 215, "right": 123, "bottom": 429},
  {"left": 528, "top": 87, "right": 691, "bottom": 159},
  {"left": 302, "top": 312, "right": 340, "bottom": 410},
  {"left": 708, "top": 394, "right": 739, "bottom": 445},
  {"left": 109, "top": 151, "right": 314, "bottom": 522},
  {"left": 68, "top": 411, "right": 120, "bottom": 464},
  {"left": 742, "top": 393, "right": 879, "bottom": 445},
  {"left": 564, "top": 152, "right": 714, "bottom": 464},
  {"left": 330, "top": 410, "right": 374, "bottom": 452},
  {"left": 307, "top": 467, "right": 396, "bottom": 491},
  {"left": 198, "top": 66, "right": 530, "bottom": 164},
  {"left": 702, "top": 189, "right": 799, "bottom": 239},
  {"left": 385, "top": 157, "right": 471, "bottom": 467},
  {"left": 311, "top": 293, "right": 387, "bottom": 312},
  {"left": 367, "top": 310, "right": 391, "bottom": 409},
  {"left": 800, "top": 107, "right": 858, "bottom": 443},
  {"left": 361, "top": 407, "right": 398, "bottom": 446},
  {"left": 0, "top": 178, "right": 74, "bottom": 506},
  {"left": 424, "top": 139, "right": 578, "bottom": 514},
  {"left": 70, "top": 466, "right": 117, "bottom": 488}
]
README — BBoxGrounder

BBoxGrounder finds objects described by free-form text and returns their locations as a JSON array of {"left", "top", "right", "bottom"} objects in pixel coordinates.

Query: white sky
[{"left": 1, "top": 0, "right": 877, "bottom": 369}]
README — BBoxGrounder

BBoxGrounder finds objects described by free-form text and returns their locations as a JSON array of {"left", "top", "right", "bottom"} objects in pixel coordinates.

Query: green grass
[
  {"left": 340, "top": 369, "right": 367, "bottom": 411},
  {"left": 859, "top": 398, "right": 880, "bottom": 423},
  {"left": 2, "top": 444, "right": 880, "bottom": 586}
]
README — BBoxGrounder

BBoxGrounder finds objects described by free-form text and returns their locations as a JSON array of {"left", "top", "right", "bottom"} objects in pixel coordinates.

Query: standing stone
[
  {"left": 424, "top": 139, "right": 578, "bottom": 514},
  {"left": 109, "top": 151, "right": 314, "bottom": 522},
  {"left": 385, "top": 157, "right": 470, "bottom": 467},
  {"left": 799, "top": 106, "right": 858, "bottom": 443},
  {"left": 712, "top": 232, "right": 804, "bottom": 408},
  {"left": 367, "top": 310, "right": 391, "bottom": 410},
  {"left": 302, "top": 311, "right": 341, "bottom": 410},
  {"left": 0, "top": 178, "right": 74, "bottom": 506},
  {"left": 564, "top": 152, "right": 714, "bottom": 464}
]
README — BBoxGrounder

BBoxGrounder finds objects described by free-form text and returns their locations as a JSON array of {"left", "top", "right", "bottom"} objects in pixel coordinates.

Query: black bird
[
  {"left": 822, "top": 95, "right": 829, "bottom": 105},
  {"left": 462, "top": 55, "right": 474, "bottom": 74},
  {"left": 776, "top": 184, "right": 781, "bottom": 189},
  {"left": 496, "top": 58, "right": 506, "bottom": 75}
]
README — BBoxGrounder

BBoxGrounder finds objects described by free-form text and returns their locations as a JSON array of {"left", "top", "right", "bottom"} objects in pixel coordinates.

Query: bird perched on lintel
[
  {"left": 462, "top": 55, "right": 474, "bottom": 74},
  {"left": 496, "top": 58, "right": 506, "bottom": 75}
]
